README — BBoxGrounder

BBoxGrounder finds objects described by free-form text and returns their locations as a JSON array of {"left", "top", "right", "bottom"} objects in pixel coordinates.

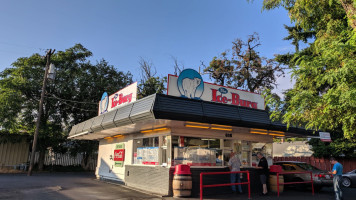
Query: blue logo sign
[
  {"left": 100, "top": 92, "right": 109, "bottom": 114},
  {"left": 218, "top": 87, "right": 228, "bottom": 94},
  {"left": 177, "top": 69, "right": 204, "bottom": 99}
]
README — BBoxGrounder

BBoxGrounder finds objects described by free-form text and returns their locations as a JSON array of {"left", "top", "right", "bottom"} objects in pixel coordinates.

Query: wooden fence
[
  {"left": 0, "top": 138, "right": 29, "bottom": 167},
  {"left": 273, "top": 156, "right": 356, "bottom": 172},
  {"left": 30, "top": 152, "right": 98, "bottom": 171}
]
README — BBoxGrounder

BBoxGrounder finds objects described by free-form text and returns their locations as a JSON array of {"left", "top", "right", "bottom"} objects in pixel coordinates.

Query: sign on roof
[
  {"left": 319, "top": 132, "right": 332, "bottom": 142},
  {"left": 98, "top": 82, "right": 137, "bottom": 115},
  {"left": 167, "top": 69, "right": 265, "bottom": 110}
]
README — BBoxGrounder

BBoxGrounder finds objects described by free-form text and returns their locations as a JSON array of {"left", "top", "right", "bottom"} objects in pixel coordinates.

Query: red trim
[
  {"left": 167, "top": 74, "right": 172, "bottom": 95},
  {"left": 142, "top": 162, "right": 159, "bottom": 165}
]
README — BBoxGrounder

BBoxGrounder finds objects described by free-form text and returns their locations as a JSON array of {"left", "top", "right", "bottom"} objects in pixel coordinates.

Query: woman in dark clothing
[{"left": 256, "top": 152, "right": 268, "bottom": 195}]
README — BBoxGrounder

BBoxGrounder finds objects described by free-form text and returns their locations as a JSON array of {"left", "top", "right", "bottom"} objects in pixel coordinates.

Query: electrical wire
[
  {"left": 48, "top": 94, "right": 98, "bottom": 105},
  {"left": 59, "top": 100, "right": 98, "bottom": 112}
]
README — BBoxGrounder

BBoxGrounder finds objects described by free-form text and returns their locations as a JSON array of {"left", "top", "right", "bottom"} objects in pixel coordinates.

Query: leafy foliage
[
  {"left": 205, "top": 33, "right": 285, "bottom": 93},
  {"left": 137, "top": 58, "right": 166, "bottom": 98},
  {"left": 0, "top": 44, "right": 133, "bottom": 169},
  {"left": 262, "top": 0, "right": 356, "bottom": 139},
  {"left": 307, "top": 137, "right": 356, "bottom": 158}
]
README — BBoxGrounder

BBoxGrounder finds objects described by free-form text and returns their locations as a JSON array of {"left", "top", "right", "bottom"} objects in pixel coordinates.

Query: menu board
[{"left": 136, "top": 147, "right": 159, "bottom": 165}]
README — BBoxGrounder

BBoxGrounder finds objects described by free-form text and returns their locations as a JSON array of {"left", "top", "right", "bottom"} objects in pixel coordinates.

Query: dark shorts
[{"left": 260, "top": 174, "right": 267, "bottom": 184}]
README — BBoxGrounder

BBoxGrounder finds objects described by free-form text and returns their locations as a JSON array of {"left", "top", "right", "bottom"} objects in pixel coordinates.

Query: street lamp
[
  {"left": 27, "top": 49, "right": 55, "bottom": 176},
  {"left": 47, "top": 63, "right": 56, "bottom": 80}
]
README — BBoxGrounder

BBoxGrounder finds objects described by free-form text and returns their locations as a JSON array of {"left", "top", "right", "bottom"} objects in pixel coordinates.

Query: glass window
[
  {"left": 133, "top": 137, "right": 159, "bottom": 165},
  {"left": 241, "top": 141, "right": 251, "bottom": 167},
  {"left": 252, "top": 142, "right": 273, "bottom": 167},
  {"left": 172, "top": 136, "right": 222, "bottom": 166},
  {"left": 296, "top": 163, "right": 320, "bottom": 171}
]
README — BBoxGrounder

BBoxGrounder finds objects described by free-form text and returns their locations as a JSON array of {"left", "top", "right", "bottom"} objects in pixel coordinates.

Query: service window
[
  {"left": 133, "top": 136, "right": 170, "bottom": 166},
  {"left": 172, "top": 136, "right": 223, "bottom": 166},
  {"left": 133, "top": 137, "right": 159, "bottom": 165}
]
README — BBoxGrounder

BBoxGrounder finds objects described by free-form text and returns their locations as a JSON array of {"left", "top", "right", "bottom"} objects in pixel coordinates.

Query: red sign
[
  {"left": 211, "top": 89, "right": 258, "bottom": 109},
  {"left": 114, "top": 149, "right": 125, "bottom": 161},
  {"left": 111, "top": 93, "right": 133, "bottom": 108}
]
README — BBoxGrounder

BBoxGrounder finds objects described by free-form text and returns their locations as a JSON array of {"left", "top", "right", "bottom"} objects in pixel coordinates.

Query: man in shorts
[{"left": 256, "top": 152, "right": 268, "bottom": 195}]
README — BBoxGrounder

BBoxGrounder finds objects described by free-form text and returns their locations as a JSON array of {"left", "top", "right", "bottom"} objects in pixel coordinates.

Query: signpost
[{"left": 319, "top": 132, "right": 332, "bottom": 142}]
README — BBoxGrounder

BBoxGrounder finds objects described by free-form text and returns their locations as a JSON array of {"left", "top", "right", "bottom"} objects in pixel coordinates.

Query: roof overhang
[{"left": 68, "top": 94, "right": 317, "bottom": 140}]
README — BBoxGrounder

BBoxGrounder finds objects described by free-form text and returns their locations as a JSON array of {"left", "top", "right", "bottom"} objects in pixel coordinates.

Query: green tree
[
  {"left": 0, "top": 44, "right": 133, "bottom": 170},
  {"left": 261, "top": 0, "right": 356, "bottom": 140},
  {"left": 205, "top": 33, "right": 285, "bottom": 93},
  {"left": 137, "top": 57, "right": 166, "bottom": 98},
  {"left": 204, "top": 52, "right": 234, "bottom": 86}
]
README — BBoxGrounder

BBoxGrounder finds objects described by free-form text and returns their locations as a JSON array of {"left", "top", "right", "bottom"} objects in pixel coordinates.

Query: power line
[
  {"left": 47, "top": 94, "right": 98, "bottom": 105},
  {"left": 59, "top": 100, "right": 98, "bottom": 112}
]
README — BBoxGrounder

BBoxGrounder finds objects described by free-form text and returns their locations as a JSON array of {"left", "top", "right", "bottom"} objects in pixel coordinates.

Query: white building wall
[{"left": 95, "top": 135, "right": 133, "bottom": 182}]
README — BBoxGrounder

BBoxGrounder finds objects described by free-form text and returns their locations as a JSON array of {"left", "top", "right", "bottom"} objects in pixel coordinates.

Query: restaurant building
[{"left": 68, "top": 69, "right": 313, "bottom": 196}]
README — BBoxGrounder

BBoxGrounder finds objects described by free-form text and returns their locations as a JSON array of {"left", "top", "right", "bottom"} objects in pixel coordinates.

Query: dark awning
[{"left": 68, "top": 93, "right": 316, "bottom": 140}]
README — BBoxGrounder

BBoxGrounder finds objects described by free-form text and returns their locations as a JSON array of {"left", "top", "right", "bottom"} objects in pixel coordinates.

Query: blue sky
[{"left": 0, "top": 0, "right": 295, "bottom": 96}]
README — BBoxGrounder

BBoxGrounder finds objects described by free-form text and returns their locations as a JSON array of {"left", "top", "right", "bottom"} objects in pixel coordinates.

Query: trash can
[
  {"left": 269, "top": 165, "right": 284, "bottom": 193},
  {"left": 172, "top": 164, "right": 192, "bottom": 197}
]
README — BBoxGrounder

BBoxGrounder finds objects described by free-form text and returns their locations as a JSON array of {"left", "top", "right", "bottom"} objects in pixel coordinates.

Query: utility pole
[{"left": 28, "top": 49, "right": 55, "bottom": 176}]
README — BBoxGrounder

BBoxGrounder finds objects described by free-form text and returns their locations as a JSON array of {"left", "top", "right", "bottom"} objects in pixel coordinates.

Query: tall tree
[
  {"left": 205, "top": 33, "right": 285, "bottom": 93},
  {"left": 0, "top": 44, "right": 133, "bottom": 170},
  {"left": 137, "top": 57, "right": 166, "bottom": 98},
  {"left": 204, "top": 52, "right": 234, "bottom": 86},
  {"left": 260, "top": 0, "right": 356, "bottom": 140}
]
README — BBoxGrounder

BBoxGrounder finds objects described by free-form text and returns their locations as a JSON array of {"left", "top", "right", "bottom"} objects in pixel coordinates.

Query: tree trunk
[
  {"left": 81, "top": 153, "right": 91, "bottom": 171},
  {"left": 339, "top": 0, "right": 356, "bottom": 30},
  {"left": 37, "top": 150, "right": 46, "bottom": 171}
]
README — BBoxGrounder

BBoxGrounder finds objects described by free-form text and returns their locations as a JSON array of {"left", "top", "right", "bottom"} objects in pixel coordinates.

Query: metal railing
[
  {"left": 200, "top": 170, "right": 250, "bottom": 200},
  {"left": 276, "top": 171, "right": 314, "bottom": 197}
]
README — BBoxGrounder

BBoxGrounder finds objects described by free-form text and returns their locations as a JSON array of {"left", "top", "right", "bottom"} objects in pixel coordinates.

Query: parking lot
[{"left": 0, "top": 172, "right": 355, "bottom": 200}]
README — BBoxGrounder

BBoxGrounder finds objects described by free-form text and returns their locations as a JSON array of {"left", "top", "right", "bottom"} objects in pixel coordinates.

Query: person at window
[
  {"left": 228, "top": 152, "right": 243, "bottom": 194},
  {"left": 329, "top": 157, "right": 343, "bottom": 200},
  {"left": 256, "top": 152, "right": 268, "bottom": 195}
]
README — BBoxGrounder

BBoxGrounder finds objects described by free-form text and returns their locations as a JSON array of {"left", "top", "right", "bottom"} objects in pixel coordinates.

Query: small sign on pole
[{"left": 319, "top": 132, "right": 332, "bottom": 142}]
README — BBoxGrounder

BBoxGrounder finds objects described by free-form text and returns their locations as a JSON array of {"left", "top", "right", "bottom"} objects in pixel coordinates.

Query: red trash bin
[{"left": 173, "top": 164, "right": 192, "bottom": 197}]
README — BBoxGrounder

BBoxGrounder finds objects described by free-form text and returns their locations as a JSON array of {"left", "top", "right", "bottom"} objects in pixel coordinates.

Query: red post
[
  {"left": 200, "top": 173, "right": 203, "bottom": 200},
  {"left": 277, "top": 173, "right": 280, "bottom": 197},
  {"left": 247, "top": 171, "right": 251, "bottom": 199},
  {"left": 310, "top": 172, "right": 314, "bottom": 195},
  {"left": 199, "top": 171, "right": 250, "bottom": 200}
]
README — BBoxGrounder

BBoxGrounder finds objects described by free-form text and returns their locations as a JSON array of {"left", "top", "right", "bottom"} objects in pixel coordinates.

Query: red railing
[
  {"left": 275, "top": 171, "right": 314, "bottom": 197},
  {"left": 199, "top": 171, "right": 250, "bottom": 200}
]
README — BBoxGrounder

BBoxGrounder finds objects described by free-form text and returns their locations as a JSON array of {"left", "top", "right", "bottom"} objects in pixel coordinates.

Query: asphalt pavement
[{"left": 0, "top": 172, "right": 355, "bottom": 200}]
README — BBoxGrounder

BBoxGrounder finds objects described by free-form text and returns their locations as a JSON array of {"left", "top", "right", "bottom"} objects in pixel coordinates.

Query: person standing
[
  {"left": 228, "top": 152, "right": 243, "bottom": 194},
  {"left": 329, "top": 157, "right": 343, "bottom": 200},
  {"left": 256, "top": 152, "right": 268, "bottom": 195}
]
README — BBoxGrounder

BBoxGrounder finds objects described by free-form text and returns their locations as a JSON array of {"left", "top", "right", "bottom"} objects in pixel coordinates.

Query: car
[
  {"left": 274, "top": 161, "right": 333, "bottom": 190},
  {"left": 342, "top": 169, "right": 356, "bottom": 188}
]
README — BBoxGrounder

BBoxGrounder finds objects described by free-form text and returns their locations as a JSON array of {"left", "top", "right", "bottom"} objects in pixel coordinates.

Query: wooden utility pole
[{"left": 28, "top": 49, "right": 55, "bottom": 176}]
